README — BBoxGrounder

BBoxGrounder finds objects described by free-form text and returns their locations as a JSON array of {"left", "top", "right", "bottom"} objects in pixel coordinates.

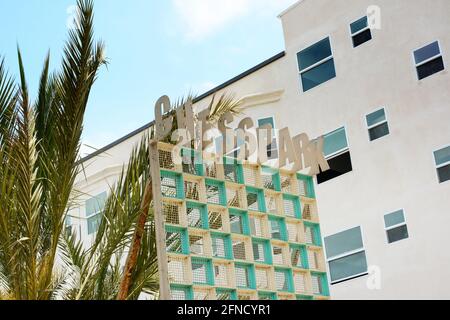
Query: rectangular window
[
  {"left": 434, "top": 146, "right": 450, "bottom": 183},
  {"left": 413, "top": 41, "right": 445, "bottom": 80},
  {"left": 384, "top": 210, "right": 409, "bottom": 244},
  {"left": 350, "top": 16, "right": 372, "bottom": 48},
  {"left": 258, "top": 117, "right": 278, "bottom": 160},
  {"left": 297, "top": 37, "right": 336, "bottom": 92},
  {"left": 317, "top": 127, "right": 353, "bottom": 184},
  {"left": 85, "top": 192, "right": 107, "bottom": 235},
  {"left": 324, "top": 226, "right": 368, "bottom": 284},
  {"left": 366, "top": 108, "right": 390, "bottom": 141}
]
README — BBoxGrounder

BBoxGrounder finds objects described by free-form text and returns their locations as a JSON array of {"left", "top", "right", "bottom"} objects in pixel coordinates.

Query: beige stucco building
[{"left": 71, "top": 0, "right": 450, "bottom": 299}]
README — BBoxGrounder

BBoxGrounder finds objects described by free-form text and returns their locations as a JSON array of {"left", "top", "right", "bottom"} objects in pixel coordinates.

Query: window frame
[
  {"left": 85, "top": 192, "right": 107, "bottom": 235},
  {"left": 411, "top": 40, "right": 446, "bottom": 81},
  {"left": 432, "top": 143, "right": 450, "bottom": 184},
  {"left": 323, "top": 225, "right": 368, "bottom": 285},
  {"left": 323, "top": 125, "right": 351, "bottom": 161},
  {"left": 257, "top": 116, "right": 278, "bottom": 160},
  {"left": 364, "top": 107, "right": 390, "bottom": 142},
  {"left": 383, "top": 209, "right": 409, "bottom": 244},
  {"left": 349, "top": 15, "right": 373, "bottom": 48},
  {"left": 296, "top": 36, "right": 337, "bottom": 93}
]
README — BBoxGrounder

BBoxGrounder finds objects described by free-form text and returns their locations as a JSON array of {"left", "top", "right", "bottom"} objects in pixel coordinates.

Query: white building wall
[{"left": 73, "top": 0, "right": 450, "bottom": 299}]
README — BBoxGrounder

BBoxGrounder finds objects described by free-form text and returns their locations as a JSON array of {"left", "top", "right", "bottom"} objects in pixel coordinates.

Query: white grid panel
[
  {"left": 293, "top": 271, "right": 308, "bottom": 294},
  {"left": 168, "top": 255, "right": 190, "bottom": 284}
]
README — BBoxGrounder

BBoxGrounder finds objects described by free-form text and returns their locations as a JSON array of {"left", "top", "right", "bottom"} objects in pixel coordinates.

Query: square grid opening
[
  {"left": 189, "top": 233, "right": 207, "bottom": 256},
  {"left": 232, "top": 237, "right": 252, "bottom": 261},
  {"left": 186, "top": 203, "right": 207, "bottom": 229},
  {"left": 280, "top": 173, "right": 298, "bottom": 194},
  {"left": 235, "top": 264, "right": 254, "bottom": 289},
  {"left": 265, "top": 192, "right": 282, "bottom": 215},
  {"left": 211, "top": 234, "right": 232, "bottom": 259},
  {"left": 286, "top": 221, "right": 301, "bottom": 243},
  {"left": 191, "top": 258, "right": 213, "bottom": 285},
  {"left": 261, "top": 167, "right": 280, "bottom": 191},
  {"left": 168, "top": 255, "right": 190, "bottom": 284},
  {"left": 246, "top": 188, "right": 265, "bottom": 212},
  {"left": 193, "top": 288, "right": 214, "bottom": 300},
  {"left": 290, "top": 246, "right": 307, "bottom": 269},
  {"left": 208, "top": 207, "right": 229, "bottom": 233},
  {"left": 184, "top": 177, "right": 204, "bottom": 202},
  {"left": 249, "top": 213, "right": 267, "bottom": 238},
  {"left": 163, "top": 200, "right": 184, "bottom": 226},
  {"left": 213, "top": 262, "right": 234, "bottom": 288},
  {"left": 293, "top": 271, "right": 309, "bottom": 295},
  {"left": 272, "top": 243, "right": 289, "bottom": 266},
  {"left": 255, "top": 267, "right": 272, "bottom": 291},
  {"left": 226, "top": 184, "right": 245, "bottom": 209},
  {"left": 274, "top": 268, "right": 292, "bottom": 292},
  {"left": 166, "top": 227, "right": 187, "bottom": 254},
  {"left": 243, "top": 164, "right": 261, "bottom": 187},
  {"left": 206, "top": 180, "right": 226, "bottom": 206}
]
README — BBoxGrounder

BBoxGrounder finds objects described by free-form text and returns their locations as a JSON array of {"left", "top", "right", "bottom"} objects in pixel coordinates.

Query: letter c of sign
[{"left": 155, "top": 95, "right": 173, "bottom": 141}]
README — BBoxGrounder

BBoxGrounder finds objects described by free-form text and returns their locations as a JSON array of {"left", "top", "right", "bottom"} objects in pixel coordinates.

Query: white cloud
[{"left": 173, "top": 0, "right": 297, "bottom": 41}]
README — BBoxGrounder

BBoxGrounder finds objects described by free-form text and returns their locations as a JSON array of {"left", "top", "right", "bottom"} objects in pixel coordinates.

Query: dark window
[
  {"left": 414, "top": 41, "right": 445, "bottom": 80},
  {"left": 369, "top": 122, "right": 390, "bottom": 141},
  {"left": 437, "top": 164, "right": 450, "bottom": 183},
  {"left": 297, "top": 37, "right": 336, "bottom": 92},
  {"left": 317, "top": 127, "right": 352, "bottom": 184},
  {"left": 417, "top": 57, "right": 445, "bottom": 80},
  {"left": 366, "top": 108, "right": 390, "bottom": 141},
  {"left": 317, "top": 151, "right": 353, "bottom": 184},
  {"left": 301, "top": 59, "right": 336, "bottom": 92},
  {"left": 434, "top": 146, "right": 450, "bottom": 183},
  {"left": 384, "top": 210, "right": 409, "bottom": 244},
  {"left": 350, "top": 17, "right": 372, "bottom": 48},
  {"left": 387, "top": 225, "right": 409, "bottom": 244}
]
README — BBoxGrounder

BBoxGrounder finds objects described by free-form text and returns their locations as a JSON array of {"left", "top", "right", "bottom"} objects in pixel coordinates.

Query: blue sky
[{"left": 0, "top": 0, "right": 295, "bottom": 156}]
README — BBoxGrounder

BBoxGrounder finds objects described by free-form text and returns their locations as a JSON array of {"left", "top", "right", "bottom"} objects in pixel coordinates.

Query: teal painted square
[
  {"left": 165, "top": 225, "right": 189, "bottom": 254},
  {"left": 186, "top": 201, "right": 208, "bottom": 229},
  {"left": 304, "top": 222, "right": 322, "bottom": 246},
  {"left": 223, "top": 157, "right": 244, "bottom": 184},
  {"left": 268, "top": 215, "right": 288, "bottom": 241},
  {"left": 261, "top": 166, "right": 281, "bottom": 191},
  {"left": 205, "top": 179, "right": 227, "bottom": 206},
  {"left": 311, "top": 272, "right": 330, "bottom": 296},
  {"left": 181, "top": 148, "right": 204, "bottom": 176},
  {"left": 274, "top": 267, "right": 294, "bottom": 293},
  {"left": 160, "top": 170, "right": 184, "bottom": 199},
  {"left": 211, "top": 232, "right": 233, "bottom": 260},
  {"left": 216, "top": 289, "right": 237, "bottom": 300},
  {"left": 290, "top": 244, "right": 309, "bottom": 269},
  {"left": 235, "top": 263, "right": 256, "bottom": 290},
  {"left": 229, "top": 209, "right": 250, "bottom": 235},
  {"left": 258, "top": 291, "right": 277, "bottom": 300},
  {"left": 252, "top": 238, "right": 273, "bottom": 265},
  {"left": 191, "top": 257, "right": 214, "bottom": 286},
  {"left": 296, "top": 294, "right": 314, "bottom": 300},
  {"left": 283, "top": 194, "right": 302, "bottom": 219},
  {"left": 170, "top": 284, "right": 194, "bottom": 300},
  {"left": 246, "top": 187, "right": 266, "bottom": 213}
]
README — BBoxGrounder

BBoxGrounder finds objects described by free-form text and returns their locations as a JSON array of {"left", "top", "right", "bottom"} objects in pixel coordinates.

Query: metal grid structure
[{"left": 156, "top": 142, "right": 329, "bottom": 300}]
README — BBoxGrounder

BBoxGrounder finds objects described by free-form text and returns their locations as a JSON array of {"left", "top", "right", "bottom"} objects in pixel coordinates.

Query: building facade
[{"left": 71, "top": 0, "right": 450, "bottom": 299}]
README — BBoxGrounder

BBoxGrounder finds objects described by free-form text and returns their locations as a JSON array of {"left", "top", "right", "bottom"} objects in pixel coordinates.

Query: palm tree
[
  {"left": 0, "top": 0, "right": 108, "bottom": 300},
  {"left": 0, "top": 0, "right": 243, "bottom": 300}
]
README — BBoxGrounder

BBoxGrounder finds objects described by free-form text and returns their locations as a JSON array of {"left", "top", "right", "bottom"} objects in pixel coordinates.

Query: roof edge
[
  {"left": 277, "top": 0, "right": 305, "bottom": 18},
  {"left": 79, "top": 51, "right": 286, "bottom": 164}
]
